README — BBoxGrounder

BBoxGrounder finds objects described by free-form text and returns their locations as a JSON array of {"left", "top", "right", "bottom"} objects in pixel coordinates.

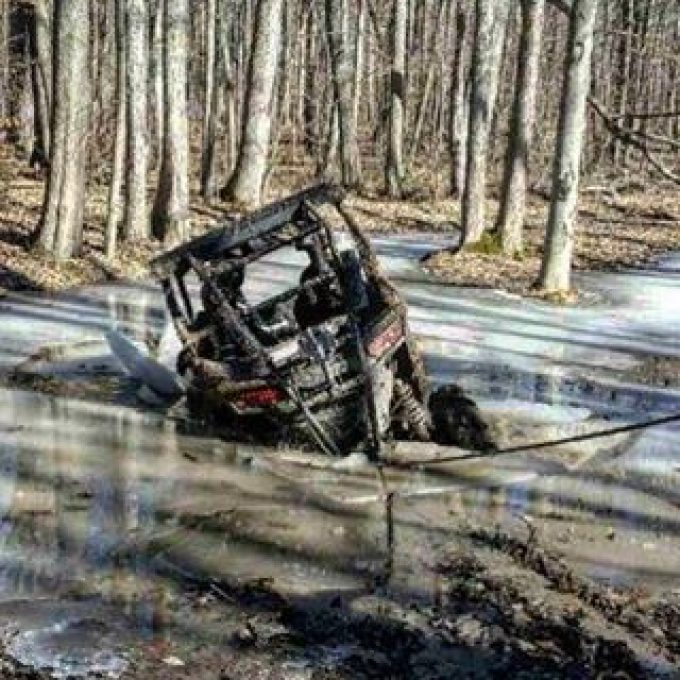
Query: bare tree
[
  {"left": 0, "top": 0, "right": 8, "bottom": 119},
  {"left": 35, "top": 0, "right": 90, "bottom": 260},
  {"left": 302, "top": 5, "right": 319, "bottom": 155},
  {"left": 386, "top": 0, "right": 407, "bottom": 197},
  {"left": 449, "top": 5, "right": 468, "bottom": 198},
  {"left": 353, "top": 0, "right": 366, "bottom": 134},
  {"left": 105, "top": 0, "right": 126, "bottom": 259},
  {"left": 200, "top": 0, "right": 217, "bottom": 199},
  {"left": 538, "top": 0, "right": 600, "bottom": 293},
  {"left": 496, "top": 0, "right": 545, "bottom": 255},
  {"left": 325, "top": 0, "right": 362, "bottom": 187},
  {"left": 123, "top": 0, "right": 149, "bottom": 240},
  {"left": 31, "top": 0, "right": 51, "bottom": 162},
  {"left": 461, "top": 0, "right": 511, "bottom": 245},
  {"left": 220, "top": 0, "right": 237, "bottom": 175},
  {"left": 152, "top": 0, "right": 190, "bottom": 245},
  {"left": 222, "top": 0, "right": 284, "bottom": 208},
  {"left": 150, "top": 0, "right": 164, "bottom": 165}
]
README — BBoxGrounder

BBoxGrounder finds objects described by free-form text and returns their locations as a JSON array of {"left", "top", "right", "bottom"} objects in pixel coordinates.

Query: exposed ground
[
  {"left": 119, "top": 528, "right": 680, "bottom": 679},
  {"left": 1, "top": 147, "right": 679, "bottom": 297},
  {"left": 1, "top": 520, "right": 677, "bottom": 679},
  {"left": 421, "top": 185, "right": 680, "bottom": 299}
]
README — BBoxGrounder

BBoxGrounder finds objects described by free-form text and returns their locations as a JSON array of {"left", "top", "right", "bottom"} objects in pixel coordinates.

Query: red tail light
[
  {"left": 366, "top": 319, "right": 403, "bottom": 358},
  {"left": 235, "top": 386, "right": 285, "bottom": 408}
]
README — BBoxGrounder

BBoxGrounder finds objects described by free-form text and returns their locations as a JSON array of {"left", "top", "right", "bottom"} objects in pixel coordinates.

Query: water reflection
[
  {"left": 1, "top": 385, "right": 677, "bottom": 604},
  {"left": 0, "top": 239, "right": 678, "bottom": 673}
]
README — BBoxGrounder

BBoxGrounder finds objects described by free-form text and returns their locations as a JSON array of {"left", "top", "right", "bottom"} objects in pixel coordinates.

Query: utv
[{"left": 151, "top": 184, "right": 494, "bottom": 458}]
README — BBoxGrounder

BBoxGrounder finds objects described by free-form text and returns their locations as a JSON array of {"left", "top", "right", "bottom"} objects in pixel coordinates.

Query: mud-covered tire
[{"left": 429, "top": 384, "right": 497, "bottom": 452}]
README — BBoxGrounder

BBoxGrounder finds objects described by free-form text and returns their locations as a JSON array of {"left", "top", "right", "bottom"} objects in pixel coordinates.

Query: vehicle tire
[{"left": 429, "top": 384, "right": 497, "bottom": 452}]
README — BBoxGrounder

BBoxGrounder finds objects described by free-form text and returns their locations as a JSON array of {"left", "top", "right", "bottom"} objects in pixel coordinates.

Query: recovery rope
[{"left": 387, "top": 411, "right": 680, "bottom": 470}]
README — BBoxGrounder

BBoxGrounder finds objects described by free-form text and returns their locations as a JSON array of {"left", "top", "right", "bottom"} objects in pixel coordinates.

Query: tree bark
[
  {"left": 408, "top": 1, "right": 447, "bottom": 163},
  {"left": 200, "top": 0, "right": 217, "bottom": 198},
  {"left": 353, "top": 0, "right": 366, "bottom": 133},
  {"left": 325, "top": 0, "right": 362, "bottom": 187},
  {"left": 31, "top": 0, "right": 52, "bottom": 161},
  {"left": 386, "top": 0, "right": 407, "bottom": 197},
  {"left": 460, "top": 0, "right": 511, "bottom": 245},
  {"left": 613, "top": 0, "right": 634, "bottom": 166},
  {"left": 302, "top": 5, "right": 319, "bottom": 155},
  {"left": 152, "top": 0, "right": 190, "bottom": 245},
  {"left": 0, "top": 0, "right": 8, "bottom": 119},
  {"left": 124, "top": 0, "right": 149, "bottom": 240},
  {"left": 538, "top": 0, "right": 600, "bottom": 293},
  {"left": 18, "top": 41, "right": 34, "bottom": 159},
  {"left": 150, "top": 0, "right": 164, "bottom": 167},
  {"left": 35, "top": 0, "right": 90, "bottom": 261},
  {"left": 105, "top": 0, "right": 126, "bottom": 259},
  {"left": 222, "top": 0, "right": 284, "bottom": 208},
  {"left": 449, "top": 6, "right": 468, "bottom": 197},
  {"left": 220, "top": 0, "right": 237, "bottom": 176},
  {"left": 496, "top": 0, "right": 545, "bottom": 255}
]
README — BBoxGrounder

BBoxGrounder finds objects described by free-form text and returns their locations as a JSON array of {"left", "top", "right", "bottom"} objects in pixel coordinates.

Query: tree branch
[
  {"left": 610, "top": 110, "right": 680, "bottom": 121},
  {"left": 588, "top": 95, "right": 680, "bottom": 185}
]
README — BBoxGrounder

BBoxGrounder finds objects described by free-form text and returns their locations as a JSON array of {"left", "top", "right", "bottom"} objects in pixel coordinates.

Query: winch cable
[{"left": 385, "top": 411, "right": 680, "bottom": 470}]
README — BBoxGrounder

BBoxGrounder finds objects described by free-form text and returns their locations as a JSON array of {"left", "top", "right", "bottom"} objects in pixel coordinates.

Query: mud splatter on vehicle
[{"left": 151, "top": 185, "right": 494, "bottom": 457}]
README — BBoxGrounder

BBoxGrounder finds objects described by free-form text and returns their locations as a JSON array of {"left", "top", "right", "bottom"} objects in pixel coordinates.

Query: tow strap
[{"left": 387, "top": 411, "right": 680, "bottom": 469}]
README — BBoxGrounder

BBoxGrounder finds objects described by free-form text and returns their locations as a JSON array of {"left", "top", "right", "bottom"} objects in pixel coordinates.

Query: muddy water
[{"left": 0, "top": 240, "right": 678, "bottom": 676}]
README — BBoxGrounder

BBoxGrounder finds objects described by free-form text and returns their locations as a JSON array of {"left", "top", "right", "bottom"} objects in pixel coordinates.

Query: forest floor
[{"left": 1, "top": 151, "right": 679, "bottom": 298}]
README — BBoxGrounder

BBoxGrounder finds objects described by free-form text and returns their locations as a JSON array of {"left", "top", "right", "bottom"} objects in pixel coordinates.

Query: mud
[
  {"left": 624, "top": 356, "right": 680, "bottom": 389},
  {"left": 0, "top": 239, "right": 677, "bottom": 677}
]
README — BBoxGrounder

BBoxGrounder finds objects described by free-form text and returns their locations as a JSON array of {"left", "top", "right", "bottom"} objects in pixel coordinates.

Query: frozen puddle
[
  {"left": 0, "top": 238, "right": 678, "bottom": 675},
  {"left": 2, "top": 601, "right": 130, "bottom": 678}
]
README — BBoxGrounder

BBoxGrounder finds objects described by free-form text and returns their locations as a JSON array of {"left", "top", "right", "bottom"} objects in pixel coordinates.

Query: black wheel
[{"left": 429, "top": 384, "right": 497, "bottom": 452}]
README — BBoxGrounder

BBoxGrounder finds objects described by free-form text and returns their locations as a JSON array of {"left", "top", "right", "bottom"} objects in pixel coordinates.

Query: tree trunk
[
  {"left": 0, "top": 0, "right": 8, "bottom": 119},
  {"left": 460, "top": 0, "right": 510, "bottom": 245},
  {"left": 353, "top": 0, "right": 366, "bottom": 133},
  {"left": 613, "top": 0, "right": 634, "bottom": 166},
  {"left": 386, "top": 0, "right": 407, "bottom": 197},
  {"left": 105, "top": 0, "right": 126, "bottom": 259},
  {"left": 35, "top": 0, "right": 90, "bottom": 261},
  {"left": 449, "top": 6, "right": 468, "bottom": 197},
  {"left": 200, "top": 0, "right": 217, "bottom": 198},
  {"left": 221, "top": 0, "right": 237, "bottom": 176},
  {"left": 496, "top": 0, "right": 545, "bottom": 255},
  {"left": 408, "top": 1, "right": 447, "bottom": 163},
  {"left": 222, "top": 0, "right": 284, "bottom": 208},
  {"left": 325, "top": 0, "right": 362, "bottom": 187},
  {"left": 152, "top": 0, "right": 190, "bottom": 245},
  {"left": 321, "top": 101, "right": 340, "bottom": 177},
  {"left": 18, "top": 41, "right": 34, "bottom": 159},
  {"left": 32, "top": 0, "right": 52, "bottom": 161},
  {"left": 124, "top": 0, "right": 149, "bottom": 240},
  {"left": 538, "top": 0, "right": 600, "bottom": 293},
  {"left": 302, "top": 5, "right": 318, "bottom": 155},
  {"left": 150, "top": 0, "right": 164, "bottom": 167}
]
